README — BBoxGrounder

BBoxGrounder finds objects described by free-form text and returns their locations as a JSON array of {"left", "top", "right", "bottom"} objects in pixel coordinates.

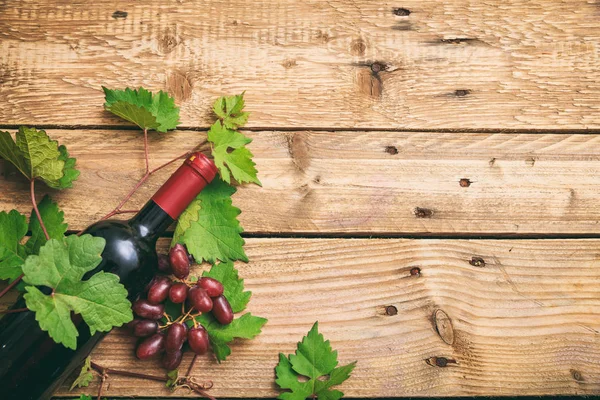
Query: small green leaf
[
  {"left": 0, "top": 127, "right": 78, "bottom": 189},
  {"left": 208, "top": 121, "right": 260, "bottom": 185},
  {"left": 70, "top": 356, "right": 94, "bottom": 390},
  {"left": 173, "top": 178, "right": 247, "bottom": 264},
  {"left": 166, "top": 369, "right": 179, "bottom": 390},
  {"left": 25, "top": 195, "right": 68, "bottom": 255},
  {"left": 103, "top": 87, "right": 180, "bottom": 132},
  {"left": 213, "top": 93, "right": 249, "bottom": 130},
  {"left": 22, "top": 235, "right": 132, "bottom": 349},
  {"left": 275, "top": 322, "right": 356, "bottom": 400},
  {"left": 0, "top": 209, "right": 28, "bottom": 280},
  {"left": 78, "top": 395, "right": 93, "bottom": 400}
]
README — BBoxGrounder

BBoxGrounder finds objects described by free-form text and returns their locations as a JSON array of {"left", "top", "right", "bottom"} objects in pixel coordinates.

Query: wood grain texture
[
  {"left": 1, "top": 0, "right": 599, "bottom": 129},
  {"left": 3, "top": 129, "right": 600, "bottom": 235},
  {"left": 44, "top": 238, "right": 600, "bottom": 397}
]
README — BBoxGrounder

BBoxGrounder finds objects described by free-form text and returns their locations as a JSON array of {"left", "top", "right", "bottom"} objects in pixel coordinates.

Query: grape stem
[
  {"left": 90, "top": 361, "right": 168, "bottom": 383},
  {"left": 99, "top": 126, "right": 193, "bottom": 221},
  {"left": 0, "top": 180, "right": 52, "bottom": 300}
]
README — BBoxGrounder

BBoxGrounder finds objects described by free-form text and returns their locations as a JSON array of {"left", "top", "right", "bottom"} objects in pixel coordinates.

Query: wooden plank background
[
  {"left": 1, "top": 0, "right": 600, "bottom": 129},
  {"left": 1, "top": 0, "right": 600, "bottom": 398}
]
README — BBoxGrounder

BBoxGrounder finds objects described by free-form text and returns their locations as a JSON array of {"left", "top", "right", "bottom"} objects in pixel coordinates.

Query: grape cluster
[{"left": 127, "top": 244, "right": 234, "bottom": 370}]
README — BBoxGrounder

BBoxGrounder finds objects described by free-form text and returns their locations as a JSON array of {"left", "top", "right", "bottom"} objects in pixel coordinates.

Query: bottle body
[{"left": 0, "top": 202, "right": 171, "bottom": 400}]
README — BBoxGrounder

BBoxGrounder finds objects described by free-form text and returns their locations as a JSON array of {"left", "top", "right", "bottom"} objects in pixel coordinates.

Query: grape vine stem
[
  {"left": 0, "top": 180, "right": 52, "bottom": 299},
  {"left": 0, "top": 307, "right": 28, "bottom": 314},
  {"left": 100, "top": 127, "right": 192, "bottom": 221}
]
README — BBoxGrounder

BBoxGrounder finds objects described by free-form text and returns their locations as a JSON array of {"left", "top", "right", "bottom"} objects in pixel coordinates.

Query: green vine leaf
[
  {"left": 172, "top": 178, "right": 247, "bottom": 264},
  {"left": 276, "top": 322, "right": 356, "bottom": 400},
  {"left": 208, "top": 93, "right": 260, "bottom": 186},
  {"left": 70, "top": 356, "right": 95, "bottom": 390},
  {"left": 213, "top": 93, "right": 249, "bottom": 130},
  {"left": 0, "top": 127, "right": 79, "bottom": 188},
  {"left": 22, "top": 235, "right": 133, "bottom": 350},
  {"left": 102, "top": 87, "right": 180, "bottom": 132},
  {"left": 25, "top": 195, "right": 68, "bottom": 255},
  {"left": 0, "top": 209, "right": 28, "bottom": 280}
]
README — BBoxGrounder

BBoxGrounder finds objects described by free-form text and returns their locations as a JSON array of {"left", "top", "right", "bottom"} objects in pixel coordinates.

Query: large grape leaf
[
  {"left": 22, "top": 235, "right": 132, "bottom": 350},
  {"left": 0, "top": 127, "right": 78, "bottom": 188},
  {"left": 172, "top": 178, "right": 247, "bottom": 263},
  {"left": 276, "top": 322, "right": 356, "bottom": 400},
  {"left": 102, "top": 87, "right": 180, "bottom": 132},
  {"left": 0, "top": 210, "right": 28, "bottom": 280}
]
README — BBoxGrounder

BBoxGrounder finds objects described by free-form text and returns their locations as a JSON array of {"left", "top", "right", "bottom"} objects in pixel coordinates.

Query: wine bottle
[{"left": 0, "top": 152, "right": 217, "bottom": 400}]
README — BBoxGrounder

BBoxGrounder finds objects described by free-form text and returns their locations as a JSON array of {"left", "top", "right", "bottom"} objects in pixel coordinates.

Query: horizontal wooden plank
[
  {"left": 40, "top": 238, "right": 600, "bottom": 397},
  {"left": 1, "top": 0, "right": 599, "bottom": 129},
  {"left": 3, "top": 129, "right": 600, "bottom": 235}
]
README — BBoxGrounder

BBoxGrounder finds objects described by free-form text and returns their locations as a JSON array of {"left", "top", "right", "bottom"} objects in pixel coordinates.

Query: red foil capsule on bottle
[{"left": 152, "top": 153, "right": 218, "bottom": 219}]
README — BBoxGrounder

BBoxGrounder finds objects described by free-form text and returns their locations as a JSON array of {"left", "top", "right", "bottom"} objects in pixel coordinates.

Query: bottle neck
[{"left": 129, "top": 201, "right": 174, "bottom": 241}]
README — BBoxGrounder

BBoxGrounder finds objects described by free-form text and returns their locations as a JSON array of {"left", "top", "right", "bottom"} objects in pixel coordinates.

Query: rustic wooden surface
[
  {"left": 1, "top": 0, "right": 600, "bottom": 398},
  {"left": 1, "top": 0, "right": 600, "bottom": 129},
  {"left": 5, "top": 129, "right": 600, "bottom": 236}
]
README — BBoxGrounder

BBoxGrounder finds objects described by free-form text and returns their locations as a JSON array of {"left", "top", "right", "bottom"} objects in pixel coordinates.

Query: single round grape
[
  {"left": 161, "top": 350, "right": 183, "bottom": 370},
  {"left": 169, "top": 244, "right": 191, "bottom": 279},
  {"left": 188, "top": 326, "right": 210, "bottom": 355},
  {"left": 147, "top": 276, "right": 172, "bottom": 305},
  {"left": 165, "top": 323, "right": 188, "bottom": 353},
  {"left": 133, "top": 319, "right": 158, "bottom": 337},
  {"left": 188, "top": 287, "right": 213, "bottom": 313},
  {"left": 125, "top": 318, "right": 140, "bottom": 331},
  {"left": 136, "top": 333, "right": 165, "bottom": 360},
  {"left": 132, "top": 299, "right": 165, "bottom": 320},
  {"left": 169, "top": 282, "right": 189, "bottom": 304},
  {"left": 197, "top": 277, "right": 224, "bottom": 298},
  {"left": 212, "top": 295, "right": 234, "bottom": 325},
  {"left": 158, "top": 254, "right": 172, "bottom": 274}
]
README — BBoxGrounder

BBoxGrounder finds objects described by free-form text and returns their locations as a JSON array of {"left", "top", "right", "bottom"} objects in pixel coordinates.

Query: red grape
[
  {"left": 136, "top": 333, "right": 165, "bottom": 359},
  {"left": 169, "top": 282, "right": 189, "bottom": 303},
  {"left": 133, "top": 319, "right": 158, "bottom": 337},
  {"left": 169, "top": 244, "right": 190, "bottom": 279},
  {"left": 165, "top": 323, "right": 187, "bottom": 353},
  {"left": 125, "top": 318, "right": 140, "bottom": 331},
  {"left": 188, "top": 326, "right": 210, "bottom": 355},
  {"left": 147, "top": 276, "right": 172, "bottom": 305},
  {"left": 212, "top": 295, "right": 234, "bottom": 325},
  {"left": 161, "top": 350, "right": 183, "bottom": 370},
  {"left": 188, "top": 287, "right": 213, "bottom": 313},
  {"left": 157, "top": 253, "right": 172, "bottom": 274},
  {"left": 197, "top": 277, "right": 224, "bottom": 298},
  {"left": 132, "top": 299, "right": 165, "bottom": 320}
]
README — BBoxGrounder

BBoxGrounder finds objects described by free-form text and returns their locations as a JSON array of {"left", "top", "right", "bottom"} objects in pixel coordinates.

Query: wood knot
[
  {"left": 385, "top": 305, "right": 398, "bottom": 316},
  {"left": 371, "top": 62, "right": 387, "bottom": 73},
  {"left": 454, "top": 89, "right": 471, "bottom": 97},
  {"left": 570, "top": 369, "right": 584, "bottom": 382},
  {"left": 158, "top": 33, "right": 179, "bottom": 54},
  {"left": 350, "top": 38, "right": 366, "bottom": 56},
  {"left": 433, "top": 309, "right": 455, "bottom": 345},
  {"left": 414, "top": 207, "right": 434, "bottom": 218},
  {"left": 459, "top": 178, "right": 471, "bottom": 187},
  {"left": 410, "top": 266, "right": 421, "bottom": 277},
  {"left": 282, "top": 59, "right": 297, "bottom": 69},
  {"left": 425, "top": 356, "right": 457, "bottom": 368},
  {"left": 393, "top": 8, "right": 411, "bottom": 16},
  {"left": 112, "top": 10, "right": 128, "bottom": 19},
  {"left": 385, "top": 145, "right": 398, "bottom": 155},
  {"left": 469, "top": 257, "right": 486, "bottom": 267},
  {"left": 441, "top": 38, "right": 474, "bottom": 44}
]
